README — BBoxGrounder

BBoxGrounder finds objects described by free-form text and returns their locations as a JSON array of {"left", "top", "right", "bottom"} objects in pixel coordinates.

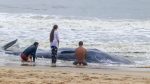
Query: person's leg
[
  {"left": 32, "top": 55, "right": 35, "bottom": 62},
  {"left": 20, "top": 53, "right": 28, "bottom": 62},
  {"left": 73, "top": 60, "right": 78, "bottom": 65},
  {"left": 28, "top": 55, "right": 32, "bottom": 62},
  {"left": 82, "top": 61, "right": 88, "bottom": 66},
  {"left": 51, "top": 46, "right": 58, "bottom": 64}
]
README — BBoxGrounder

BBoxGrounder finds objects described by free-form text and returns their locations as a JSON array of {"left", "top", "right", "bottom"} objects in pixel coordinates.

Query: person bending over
[
  {"left": 73, "top": 41, "right": 87, "bottom": 66},
  {"left": 20, "top": 42, "right": 39, "bottom": 62}
]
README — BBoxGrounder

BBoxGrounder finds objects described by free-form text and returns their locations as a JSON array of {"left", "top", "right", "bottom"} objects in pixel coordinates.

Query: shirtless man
[{"left": 73, "top": 41, "right": 87, "bottom": 66}]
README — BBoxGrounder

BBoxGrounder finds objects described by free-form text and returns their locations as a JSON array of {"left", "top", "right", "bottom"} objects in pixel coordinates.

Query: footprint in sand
[
  {"left": 92, "top": 73, "right": 97, "bottom": 74},
  {"left": 58, "top": 81, "right": 65, "bottom": 84},
  {"left": 7, "top": 69, "right": 14, "bottom": 73},
  {"left": 90, "top": 76, "right": 99, "bottom": 79},
  {"left": 82, "top": 77, "right": 92, "bottom": 81},
  {"left": 74, "top": 76, "right": 79, "bottom": 77},
  {"left": 61, "top": 72, "right": 68, "bottom": 74}
]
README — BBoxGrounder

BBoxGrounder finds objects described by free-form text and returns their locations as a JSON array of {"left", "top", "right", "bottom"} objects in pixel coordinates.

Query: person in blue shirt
[{"left": 20, "top": 42, "right": 39, "bottom": 62}]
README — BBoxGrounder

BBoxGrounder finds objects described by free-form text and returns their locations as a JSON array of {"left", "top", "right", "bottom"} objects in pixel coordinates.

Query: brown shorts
[{"left": 20, "top": 53, "right": 28, "bottom": 61}]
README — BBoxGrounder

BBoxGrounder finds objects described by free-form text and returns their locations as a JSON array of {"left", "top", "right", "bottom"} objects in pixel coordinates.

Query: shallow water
[
  {"left": 0, "top": 13, "right": 150, "bottom": 68},
  {"left": 0, "top": 0, "right": 150, "bottom": 68}
]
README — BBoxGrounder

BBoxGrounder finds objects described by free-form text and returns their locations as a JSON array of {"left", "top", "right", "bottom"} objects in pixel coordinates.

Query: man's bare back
[
  {"left": 75, "top": 46, "right": 86, "bottom": 62},
  {"left": 73, "top": 41, "right": 87, "bottom": 66}
]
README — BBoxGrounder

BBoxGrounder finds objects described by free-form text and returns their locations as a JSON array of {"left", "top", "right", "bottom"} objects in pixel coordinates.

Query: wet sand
[{"left": 0, "top": 66, "right": 149, "bottom": 84}]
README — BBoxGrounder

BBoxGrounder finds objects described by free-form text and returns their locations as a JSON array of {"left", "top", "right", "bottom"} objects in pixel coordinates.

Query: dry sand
[{"left": 0, "top": 66, "right": 149, "bottom": 84}]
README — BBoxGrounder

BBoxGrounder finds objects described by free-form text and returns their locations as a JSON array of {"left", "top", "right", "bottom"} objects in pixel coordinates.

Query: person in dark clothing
[
  {"left": 50, "top": 25, "right": 59, "bottom": 67},
  {"left": 20, "top": 42, "right": 39, "bottom": 62}
]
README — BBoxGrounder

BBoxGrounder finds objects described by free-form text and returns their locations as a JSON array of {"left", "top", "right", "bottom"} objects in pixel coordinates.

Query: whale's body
[{"left": 3, "top": 39, "right": 133, "bottom": 64}]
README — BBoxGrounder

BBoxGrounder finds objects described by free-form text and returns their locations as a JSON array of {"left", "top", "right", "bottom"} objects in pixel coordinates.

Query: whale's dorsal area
[{"left": 2, "top": 39, "right": 133, "bottom": 64}]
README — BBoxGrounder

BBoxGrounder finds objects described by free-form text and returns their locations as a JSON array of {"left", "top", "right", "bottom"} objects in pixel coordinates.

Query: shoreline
[{"left": 0, "top": 66, "right": 149, "bottom": 84}]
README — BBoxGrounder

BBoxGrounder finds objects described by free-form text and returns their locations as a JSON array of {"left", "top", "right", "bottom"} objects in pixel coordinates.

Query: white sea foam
[{"left": 0, "top": 13, "right": 150, "bottom": 66}]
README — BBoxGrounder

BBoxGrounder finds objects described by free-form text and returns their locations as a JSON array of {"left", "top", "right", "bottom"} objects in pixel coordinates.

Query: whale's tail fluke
[{"left": 2, "top": 39, "right": 18, "bottom": 50}]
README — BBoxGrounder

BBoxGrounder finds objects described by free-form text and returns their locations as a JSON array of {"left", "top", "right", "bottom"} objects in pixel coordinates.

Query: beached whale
[{"left": 2, "top": 39, "right": 133, "bottom": 64}]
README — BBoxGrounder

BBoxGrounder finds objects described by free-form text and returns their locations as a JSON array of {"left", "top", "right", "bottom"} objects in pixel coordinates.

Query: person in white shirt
[{"left": 49, "top": 25, "right": 59, "bottom": 66}]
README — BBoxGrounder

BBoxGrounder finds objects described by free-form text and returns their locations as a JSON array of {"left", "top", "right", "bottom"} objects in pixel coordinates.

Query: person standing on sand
[
  {"left": 50, "top": 24, "right": 59, "bottom": 67},
  {"left": 73, "top": 41, "right": 87, "bottom": 66},
  {"left": 20, "top": 42, "right": 39, "bottom": 62}
]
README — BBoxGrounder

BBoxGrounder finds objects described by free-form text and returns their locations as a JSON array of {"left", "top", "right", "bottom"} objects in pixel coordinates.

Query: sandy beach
[
  {"left": 0, "top": 66, "right": 149, "bottom": 84},
  {"left": 0, "top": 0, "right": 150, "bottom": 84}
]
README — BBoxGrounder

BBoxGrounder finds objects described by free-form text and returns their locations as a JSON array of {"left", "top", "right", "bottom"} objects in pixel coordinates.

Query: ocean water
[
  {"left": 0, "top": 0, "right": 150, "bottom": 19},
  {"left": 0, "top": 0, "right": 150, "bottom": 68}
]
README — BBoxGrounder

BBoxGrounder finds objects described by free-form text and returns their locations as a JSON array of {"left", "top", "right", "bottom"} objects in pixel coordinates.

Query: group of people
[{"left": 20, "top": 24, "right": 87, "bottom": 66}]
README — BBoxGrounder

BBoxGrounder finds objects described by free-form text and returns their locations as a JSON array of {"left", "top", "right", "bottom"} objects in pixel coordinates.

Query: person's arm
[
  {"left": 56, "top": 31, "right": 59, "bottom": 46},
  {"left": 31, "top": 47, "right": 37, "bottom": 62},
  {"left": 85, "top": 49, "right": 87, "bottom": 59}
]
